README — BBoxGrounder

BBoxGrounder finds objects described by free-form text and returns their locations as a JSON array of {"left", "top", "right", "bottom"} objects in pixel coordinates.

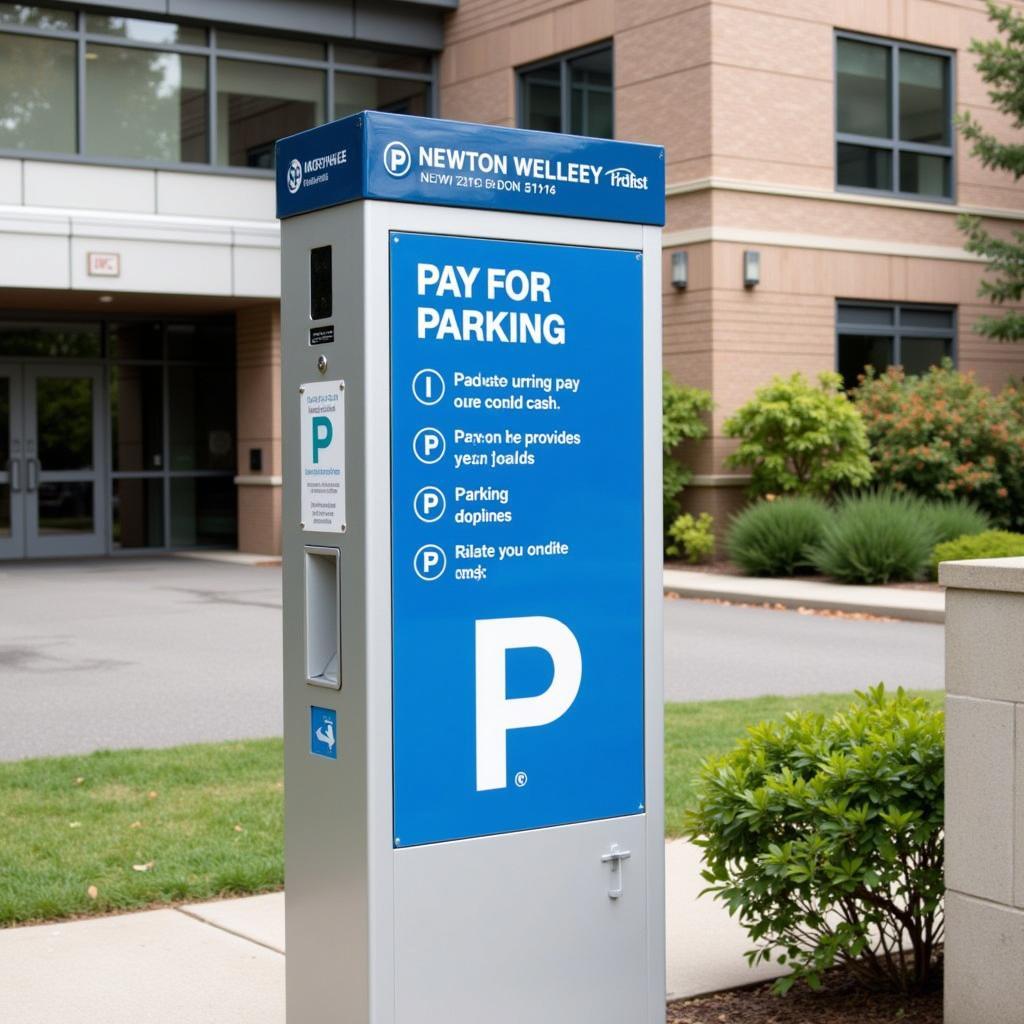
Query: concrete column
[
  {"left": 235, "top": 303, "right": 282, "bottom": 555},
  {"left": 941, "top": 557, "right": 1024, "bottom": 1024}
]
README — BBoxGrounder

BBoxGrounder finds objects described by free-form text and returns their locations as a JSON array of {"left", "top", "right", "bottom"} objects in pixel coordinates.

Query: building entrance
[
  {"left": 0, "top": 363, "right": 106, "bottom": 559},
  {"left": 0, "top": 317, "right": 238, "bottom": 560}
]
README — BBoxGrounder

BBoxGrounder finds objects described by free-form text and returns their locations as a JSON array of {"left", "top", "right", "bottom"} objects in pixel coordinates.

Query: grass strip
[{"left": 0, "top": 689, "right": 943, "bottom": 924}]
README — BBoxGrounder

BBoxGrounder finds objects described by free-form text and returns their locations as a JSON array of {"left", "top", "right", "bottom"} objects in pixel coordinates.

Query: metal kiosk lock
[{"left": 277, "top": 111, "right": 665, "bottom": 1024}]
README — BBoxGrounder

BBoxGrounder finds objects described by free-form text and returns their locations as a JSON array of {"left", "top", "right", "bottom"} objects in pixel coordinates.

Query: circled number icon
[{"left": 412, "top": 368, "right": 445, "bottom": 406}]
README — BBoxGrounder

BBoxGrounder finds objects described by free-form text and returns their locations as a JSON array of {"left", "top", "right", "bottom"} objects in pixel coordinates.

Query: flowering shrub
[{"left": 855, "top": 363, "right": 1024, "bottom": 529}]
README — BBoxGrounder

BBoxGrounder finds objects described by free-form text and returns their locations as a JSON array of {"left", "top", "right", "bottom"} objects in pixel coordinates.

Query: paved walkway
[
  {"left": 0, "top": 841, "right": 781, "bottom": 1022},
  {"left": 664, "top": 568, "right": 945, "bottom": 623}
]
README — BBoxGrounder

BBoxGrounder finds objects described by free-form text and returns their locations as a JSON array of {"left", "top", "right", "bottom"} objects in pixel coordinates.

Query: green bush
[
  {"left": 931, "top": 529, "right": 1024, "bottom": 578},
  {"left": 726, "top": 497, "right": 831, "bottom": 577},
  {"left": 663, "top": 373, "right": 713, "bottom": 528},
  {"left": 810, "top": 491, "right": 934, "bottom": 584},
  {"left": 686, "top": 685, "right": 944, "bottom": 995},
  {"left": 855, "top": 362, "right": 1024, "bottom": 529},
  {"left": 666, "top": 512, "right": 715, "bottom": 563},
  {"left": 724, "top": 372, "right": 873, "bottom": 499},
  {"left": 919, "top": 497, "right": 991, "bottom": 546}
]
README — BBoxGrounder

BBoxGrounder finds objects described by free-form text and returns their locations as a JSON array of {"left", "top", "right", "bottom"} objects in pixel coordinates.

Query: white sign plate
[{"left": 300, "top": 380, "right": 346, "bottom": 533}]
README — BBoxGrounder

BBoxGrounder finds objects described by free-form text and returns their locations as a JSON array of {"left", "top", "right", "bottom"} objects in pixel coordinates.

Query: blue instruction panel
[{"left": 391, "top": 232, "right": 645, "bottom": 848}]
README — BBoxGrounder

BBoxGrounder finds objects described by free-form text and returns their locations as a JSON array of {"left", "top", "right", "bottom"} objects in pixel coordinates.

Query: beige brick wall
[
  {"left": 236, "top": 303, "right": 282, "bottom": 555},
  {"left": 442, "top": 0, "right": 1024, "bottom": 541}
]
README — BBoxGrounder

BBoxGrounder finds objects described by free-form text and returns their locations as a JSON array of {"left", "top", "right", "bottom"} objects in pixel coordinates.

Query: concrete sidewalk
[
  {"left": 0, "top": 841, "right": 780, "bottom": 1022},
  {"left": 664, "top": 568, "right": 945, "bottom": 623}
]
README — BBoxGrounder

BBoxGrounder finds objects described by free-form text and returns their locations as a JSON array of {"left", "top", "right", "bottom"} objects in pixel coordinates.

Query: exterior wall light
[
  {"left": 743, "top": 250, "right": 761, "bottom": 289},
  {"left": 670, "top": 250, "right": 688, "bottom": 290}
]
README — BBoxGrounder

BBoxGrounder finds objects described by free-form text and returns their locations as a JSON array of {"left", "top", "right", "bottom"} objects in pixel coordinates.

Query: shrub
[
  {"left": 666, "top": 512, "right": 715, "bottom": 563},
  {"left": 724, "top": 372, "right": 873, "bottom": 499},
  {"left": 726, "top": 497, "right": 831, "bottom": 577},
  {"left": 855, "top": 362, "right": 1024, "bottom": 529},
  {"left": 686, "top": 685, "right": 944, "bottom": 995},
  {"left": 810, "top": 491, "right": 934, "bottom": 584},
  {"left": 663, "top": 373, "right": 713, "bottom": 526},
  {"left": 931, "top": 529, "right": 1024, "bottom": 578},
  {"left": 918, "top": 497, "right": 991, "bottom": 546}
]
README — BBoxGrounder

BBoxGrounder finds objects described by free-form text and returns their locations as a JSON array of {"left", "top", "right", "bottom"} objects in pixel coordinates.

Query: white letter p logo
[{"left": 475, "top": 616, "right": 582, "bottom": 792}]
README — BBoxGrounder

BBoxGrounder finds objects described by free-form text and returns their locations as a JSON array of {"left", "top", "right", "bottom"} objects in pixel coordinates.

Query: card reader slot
[{"left": 304, "top": 545, "right": 341, "bottom": 689}]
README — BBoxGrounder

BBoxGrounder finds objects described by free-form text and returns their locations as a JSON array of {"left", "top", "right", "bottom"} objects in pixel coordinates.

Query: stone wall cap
[{"left": 939, "top": 557, "right": 1024, "bottom": 593}]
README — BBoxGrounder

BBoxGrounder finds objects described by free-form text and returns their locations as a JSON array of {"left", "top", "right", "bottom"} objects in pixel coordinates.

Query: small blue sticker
[{"left": 311, "top": 707, "right": 338, "bottom": 760}]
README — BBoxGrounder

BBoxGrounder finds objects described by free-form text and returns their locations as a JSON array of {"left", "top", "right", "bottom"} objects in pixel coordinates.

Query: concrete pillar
[
  {"left": 941, "top": 557, "right": 1024, "bottom": 1024},
  {"left": 235, "top": 303, "right": 282, "bottom": 555}
]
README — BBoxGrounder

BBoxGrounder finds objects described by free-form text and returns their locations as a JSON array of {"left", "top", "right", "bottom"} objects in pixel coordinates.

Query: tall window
[
  {"left": 0, "top": 3, "right": 434, "bottom": 170},
  {"left": 835, "top": 32, "right": 953, "bottom": 200},
  {"left": 837, "top": 302, "right": 956, "bottom": 389},
  {"left": 519, "top": 44, "right": 613, "bottom": 138}
]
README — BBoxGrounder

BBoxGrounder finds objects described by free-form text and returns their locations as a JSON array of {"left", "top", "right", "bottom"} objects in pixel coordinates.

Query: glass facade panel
[
  {"left": 521, "top": 62, "right": 561, "bottom": 133},
  {"left": 0, "top": 375, "right": 8, "bottom": 464},
  {"left": 334, "top": 72, "right": 429, "bottom": 119},
  {"left": 217, "top": 29, "right": 323, "bottom": 61},
  {"left": 836, "top": 38, "right": 891, "bottom": 138},
  {"left": 112, "top": 476, "right": 163, "bottom": 548},
  {"left": 838, "top": 334, "right": 893, "bottom": 390},
  {"left": 85, "top": 46, "right": 207, "bottom": 162},
  {"left": 837, "top": 143, "right": 892, "bottom": 190},
  {"left": 333, "top": 45, "right": 430, "bottom": 73},
  {"left": 899, "top": 50, "right": 948, "bottom": 144},
  {"left": 110, "top": 364, "right": 163, "bottom": 472},
  {"left": 0, "top": 33, "right": 76, "bottom": 152},
  {"left": 168, "top": 365, "right": 235, "bottom": 472},
  {"left": 217, "top": 58, "right": 323, "bottom": 168},
  {"left": 898, "top": 151, "right": 951, "bottom": 199},
  {"left": 109, "top": 320, "right": 163, "bottom": 360},
  {"left": 0, "top": 484, "right": 9, "bottom": 537},
  {"left": 569, "top": 48, "right": 612, "bottom": 138},
  {"left": 166, "top": 320, "right": 233, "bottom": 362},
  {"left": 85, "top": 14, "right": 205, "bottom": 46},
  {"left": 901, "top": 308, "right": 955, "bottom": 329},
  {"left": 37, "top": 481, "right": 93, "bottom": 534},
  {"left": 0, "top": 322, "right": 100, "bottom": 358},
  {"left": 901, "top": 336, "right": 953, "bottom": 376},
  {"left": 837, "top": 304, "right": 894, "bottom": 326},
  {"left": 170, "top": 475, "right": 236, "bottom": 547},
  {"left": 36, "top": 376, "right": 93, "bottom": 471},
  {"left": 0, "top": 4, "right": 74, "bottom": 29}
]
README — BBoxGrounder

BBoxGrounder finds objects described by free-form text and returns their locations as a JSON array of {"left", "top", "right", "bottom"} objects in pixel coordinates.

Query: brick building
[{"left": 0, "top": 0, "right": 1021, "bottom": 559}]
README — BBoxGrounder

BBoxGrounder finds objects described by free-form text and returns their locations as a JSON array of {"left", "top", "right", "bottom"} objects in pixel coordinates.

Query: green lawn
[{"left": 0, "top": 689, "right": 944, "bottom": 925}]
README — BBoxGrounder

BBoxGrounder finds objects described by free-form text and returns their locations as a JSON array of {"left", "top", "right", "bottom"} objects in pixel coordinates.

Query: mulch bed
[{"left": 667, "top": 969, "right": 942, "bottom": 1023}]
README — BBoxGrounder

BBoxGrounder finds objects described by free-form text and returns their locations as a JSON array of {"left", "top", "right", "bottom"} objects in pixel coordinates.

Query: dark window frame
[
  {"left": 516, "top": 41, "right": 614, "bottom": 138},
  {"left": 836, "top": 300, "right": 958, "bottom": 388},
  {"left": 834, "top": 30, "right": 956, "bottom": 203},
  {"left": 0, "top": 6, "right": 437, "bottom": 176}
]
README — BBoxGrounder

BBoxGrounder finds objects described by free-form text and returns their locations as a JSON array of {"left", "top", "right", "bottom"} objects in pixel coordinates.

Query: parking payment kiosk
[{"left": 277, "top": 112, "right": 665, "bottom": 1023}]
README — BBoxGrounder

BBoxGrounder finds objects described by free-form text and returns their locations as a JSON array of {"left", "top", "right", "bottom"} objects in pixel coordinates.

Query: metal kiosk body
[{"left": 277, "top": 112, "right": 666, "bottom": 1024}]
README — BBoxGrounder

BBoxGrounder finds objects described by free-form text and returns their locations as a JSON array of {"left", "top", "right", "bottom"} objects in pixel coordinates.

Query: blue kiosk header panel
[
  {"left": 276, "top": 111, "right": 665, "bottom": 225},
  {"left": 390, "top": 232, "right": 646, "bottom": 848}
]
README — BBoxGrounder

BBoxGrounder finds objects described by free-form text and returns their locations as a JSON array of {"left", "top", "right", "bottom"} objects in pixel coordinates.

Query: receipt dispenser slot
[{"left": 304, "top": 546, "right": 341, "bottom": 688}]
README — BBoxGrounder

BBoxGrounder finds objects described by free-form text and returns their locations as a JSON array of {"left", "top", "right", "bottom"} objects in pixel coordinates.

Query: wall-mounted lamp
[
  {"left": 743, "top": 250, "right": 761, "bottom": 289},
  {"left": 671, "top": 250, "right": 688, "bottom": 290}
]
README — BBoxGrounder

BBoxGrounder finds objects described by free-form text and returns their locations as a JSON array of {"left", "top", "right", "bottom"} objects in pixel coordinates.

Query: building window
[
  {"left": 835, "top": 32, "right": 953, "bottom": 200},
  {"left": 0, "top": 3, "right": 435, "bottom": 172},
  {"left": 519, "top": 44, "right": 613, "bottom": 138},
  {"left": 837, "top": 302, "right": 956, "bottom": 389}
]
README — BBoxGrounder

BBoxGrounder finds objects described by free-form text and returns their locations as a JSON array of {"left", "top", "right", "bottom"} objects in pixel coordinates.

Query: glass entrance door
[
  {"left": 1, "top": 364, "right": 108, "bottom": 559},
  {"left": 0, "top": 367, "right": 25, "bottom": 558}
]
